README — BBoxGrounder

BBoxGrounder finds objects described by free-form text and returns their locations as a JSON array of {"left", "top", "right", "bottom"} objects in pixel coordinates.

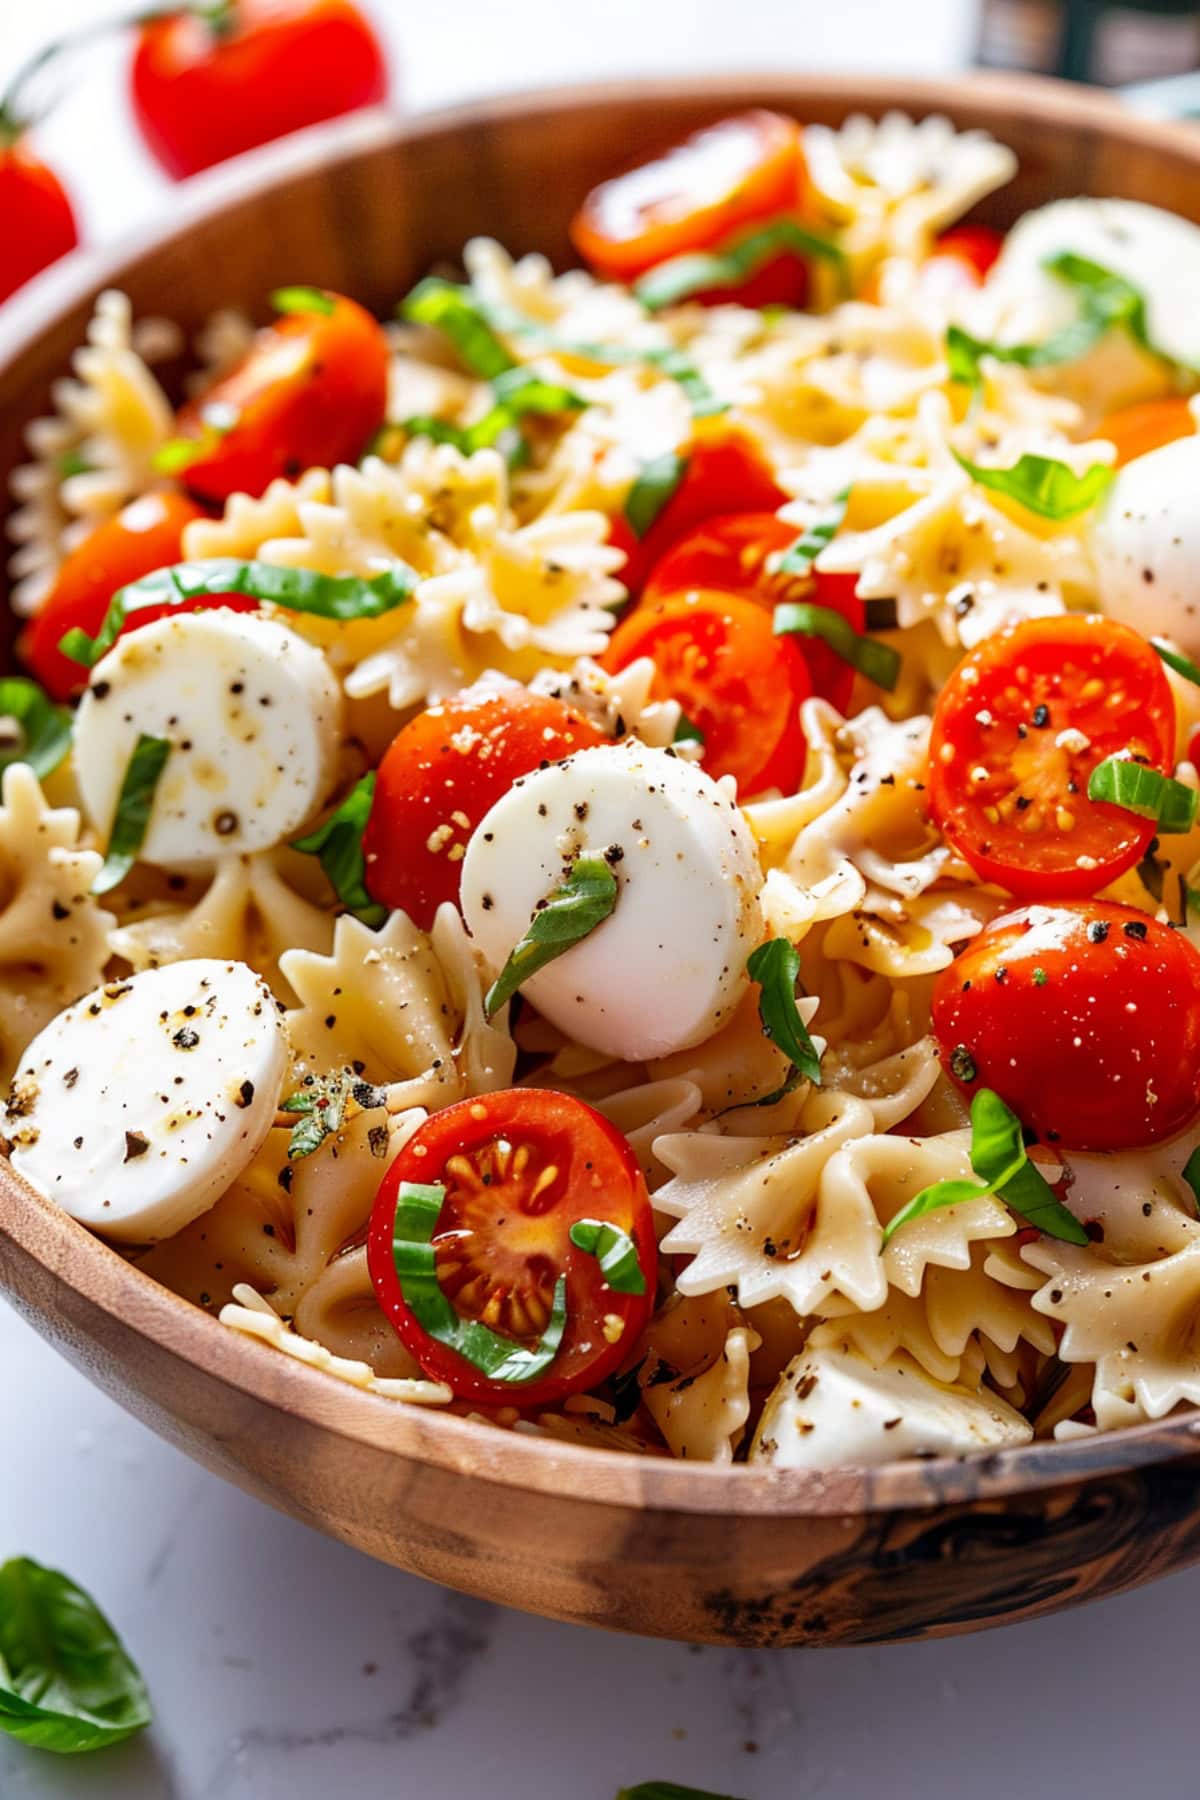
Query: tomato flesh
[
  {"left": 928, "top": 614, "right": 1175, "bottom": 900},
  {"left": 933, "top": 900, "right": 1200, "bottom": 1150},
  {"left": 367, "top": 1088, "right": 656, "bottom": 1405},
  {"left": 929, "top": 224, "right": 1004, "bottom": 283},
  {"left": 363, "top": 687, "right": 606, "bottom": 929},
  {"left": 603, "top": 587, "right": 810, "bottom": 795},
  {"left": 613, "top": 429, "right": 788, "bottom": 599},
  {"left": 0, "top": 143, "right": 78, "bottom": 305},
  {"left": 174, "top": 292, "right": 389, "bottom": 503},
  {"left": 1098, "top": 397, "right": 1196, "bottom": 469},
  {"left": 20, "top": 493, "right": 205, "bottom": 700},
  {"left": 570, "top": 110, "right": 805, "bottom": 285}
]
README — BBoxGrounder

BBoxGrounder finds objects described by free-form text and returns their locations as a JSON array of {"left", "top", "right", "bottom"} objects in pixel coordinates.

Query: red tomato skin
[
  {"left": 20, "top": 493, "right": 205, "bottom": 700},
  {"left": 174, "top": 293, "right": 389, "bottom": 502},
  {"left": 928, "top": 614, "right": 1176, "bottom": 901},
  {"left": 615, "top": 431, "right": 788, "bottom": 599},
  {"left": 0, "top": 143, "right": 78, "bottom": 304},
  {"left": 929, "top": 223, "right": 1004, "bottom": 283},
  {"left": 363, "top": 689, "right": 606, "bottom": 929},
  {"left": 130, "top": 0, "right": 388, "bottom": 179},
  {"left": 367, "top": 1088, "right": 657, "bottom": 1406}
]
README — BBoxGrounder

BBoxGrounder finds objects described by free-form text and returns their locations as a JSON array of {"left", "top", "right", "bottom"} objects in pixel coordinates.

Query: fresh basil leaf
[
  {"left": 617, "top": 1785, "right": 746, "bottom": 1800},
  {"left": 951, "top": 449, "right": 1113, "bottom": 520},
  {"left": 1183, "top": 1146, "right": 1200, "bottom": 1217},
  {"left": 0, "top": 677, "right": 72, "bottom": 778},
  {"left": 0, "top": 1557, "right": 151, "bottom": 1754},
  {"left": 270, "top": 284, "right": 335, "bottom": 316},
  {"left": 401, "top": 277, "right": 517, "bottom": 380},
  {"left": 92, "top": 735, "right": 170, "bottom": 895},
  {"left": 774, "top": 601, "right": 901, "bottom": 691},
  {"left": 641, "top": 347, "right": 727, "bottom": 419},
  {"left": 61, "top": 558, "right": 416, "bottom": 669},
  {"left": 291, "top": 772, "right": 386, "bottom": 927},
  {"left": 1042, "top": 250, "right": 1184, "bottom": 367},
  {"left": 1152, "top": 638, "right": 1200, "bottom": 690},
  {"left": 673, "top": 711, "right": 704, "bottom": 747},
  {"left": 635, "top": 217, "right": 845, "bottom": 312},
  {"left": 485, "top": 854, "right": 618, "bottom": 1017},
  {"left": 1087, "top": 755, "right": 1199, "bottom": 834},
  {"left": 392, "top": 1181, "right": 568, "bottom": 1381},
  {"left": 777, "top": 489, "right": 849, "bottom": 576},
  {"left": 747, "top": 938, "right": 822, "bottom": 1087},
  {"left": 57, "top": 449, "right": 93, "bottom": 478},
  {"left": 624, "top": 452, "right": 689, "bottom": 540},
  {"left": 568, "top": 1218, "right": 647, "bottom": 1295}
]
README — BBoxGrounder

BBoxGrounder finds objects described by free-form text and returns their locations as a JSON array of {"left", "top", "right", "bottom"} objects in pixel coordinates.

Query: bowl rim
[{"left": 5, "top": 70, "right": 1200, "bottom": 1521}]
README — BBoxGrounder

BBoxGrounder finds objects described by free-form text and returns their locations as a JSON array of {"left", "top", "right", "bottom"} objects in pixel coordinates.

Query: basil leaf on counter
[
  {"left": 291, "top": 772, "right": 387, "bottom": 928},
  {"left": 568, "top": 1219, "right": 646, "bottom": 1294},
  {"left": 485, "top": 854, "right": 619, "bottom": 1017},
  {"left": 0, "top": 678, "right": 72, "bottom": 779},
  {"left": 92, "top": 734, "right": 170, "bottom": 895},
  {"left": 400, "top": 277, "right": 517, "bottom": 379},
  {"left": 617, "top": 1785, "right": 746, "bottom": 1800},
  {"left": 270, "top": 284, "right": 336, "bottom": 316},
  {"left": 623, "top": 452, "right": 689, "bottom": 539},
  {"left": 1152, "top": 639, "right": 1200, "bottom": 690},
  {"left": 392, "top": 1180, "right": 568, "bottom": 1381},
  {"left": 951, "top": 449, "right": 1113, "bottom": 521},
  {"left": 774, "top": 601, "right": 901, "bottom": 691},
  {"left": 882, "top": 1088, "right": 1087, "bottom": 1247},
  {"left": 1087, "top": 755, "right": 1198, "bottom": 834},
  {"left": 635, "top": 216, "right": 845, "bottom": 312},
  {"left": 777, "top": 489, "right": 849, "bottom": 576},
  {"left": 747, "top": 938, "right": 822, "bottom": 1088},
  {"left": 0, "top": 1557, "right": 151, "bottom": 1754}
]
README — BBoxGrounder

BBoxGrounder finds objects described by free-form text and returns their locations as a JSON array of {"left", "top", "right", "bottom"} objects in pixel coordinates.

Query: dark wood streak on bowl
[{"left": 3, "top": 74, "right": 1200, "bottom": 1648}]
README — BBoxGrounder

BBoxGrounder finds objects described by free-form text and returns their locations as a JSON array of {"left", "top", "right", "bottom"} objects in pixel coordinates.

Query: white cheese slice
[{"left": 1092, "top": 434, "right": 1200, "bottom": 659}]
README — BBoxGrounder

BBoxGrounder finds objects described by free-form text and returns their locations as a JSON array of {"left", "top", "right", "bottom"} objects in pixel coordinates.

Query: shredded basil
[
  {"left": 57, "top": 449, "right": 93, "bottom": 478},
  {"left": 1087, "top": 755, "right": 1198, "bottom": 834},
  {"left": 0, "top": 1557, "right": 151, "bottom": 1755},
  {"left": 774, "top": 601, "right": 901, "bottom": 690},
  {"left": 1152, "top": 638, "right": 1200, "bottom": 690},
  {"left": 0, "top": 677, "right": 72, "bottom": 778},
  {"left": 485, "top": 854, "right": 618, "bottom": 1017},
  {"left": 882, "top": 1087, "right": 1088, "bottom": 1247},
  {"left": 92, "top": 735, "right": 170, "bottom": 895},
  {"left": 400, "top": 276, "right": 517, "bottom": 379},
  {"left": 951, "top": 449, "right": 1113, "bottom": 521},
  {"left": 747, "top": 938, "right": 822, "bottom": 1091},
  {"left": 673, "top": 711, "right": 705, "bottom": 747},
  {"left": 270, "top": 284, "right": 335, "bottom": 316},
  {"left": 640, "top": 347, "right": 727, "bottom": 419},
  {"left": 281, "top": 1068, "right": 388, "bottom": 1159},
  {"left": 292, "top": 772, "right": 386, "bottom": 928},
  {"left": 568, "top": 1218, "right": 646, "bottom": 1294},
  {"left": 61, "top": 558, "right": 416, "bottom": 669},
  {"left": 634, "top": 217, "right": 845, "bottom": 313},
  {"left": 402, "top": 366, "right": 585, "bottom": 470},
  {"left": 1183, "top": 1146, "right": 1200, "bottom": 1218},
  {"left": 392, "top": 1180, "right": 568, "bottom": 1381},
  {"left": 624, "top": 452, "right": 689, "bottom": 539},
  {"left": 777, "top": 490, "right": 849, "bottom": 576}
]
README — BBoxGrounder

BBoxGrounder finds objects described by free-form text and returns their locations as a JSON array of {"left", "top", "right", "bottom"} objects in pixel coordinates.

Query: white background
[{"left": 4, "top": 4, "right": 1200, "bottom": 1797}]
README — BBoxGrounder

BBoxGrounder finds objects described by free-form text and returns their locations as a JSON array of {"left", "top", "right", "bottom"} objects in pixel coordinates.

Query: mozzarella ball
[{"left": 1092, "top": 434, "right": 1200, "bottom": 658}]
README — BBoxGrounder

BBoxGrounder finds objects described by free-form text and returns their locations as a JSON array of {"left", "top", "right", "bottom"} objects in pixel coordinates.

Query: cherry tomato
[
  {"left": 1097, "top": 397, "right": 1196, "bottom": 469},
  {"left": 20, "top": 494, "right": 206, "bottom": 700},
  {"left": 933, "top": 900, "right": 1200, "bottom": 1151},
  {"left": 173, "top": 292, "right": 388, "bottom": 503},
  {"left": 0, "top": 139, "right": 77, "bottom": 304},
  {"left": 612, "top": 429, "right": 788, "bottom": 599},
  {"left": 641, "top": 511, "right": 864, "bottom": 712},
  {"left": 570, "top": 110, "right": 805, "bottom": 285},
  {"left": 928, "top": 223, "right": 1004, "bottom": 284},
  {"left": 603, "top": 588, "right": 810, "bottom": 796},
  {"left": 130, "top": 0, "right": 388, "bottom": 179},
  {"left": 928, "top": 614, "right": 1175, "bottom": 900},
  {"left": 367, "top": 1088, "right": 657, "bottom": 1405},
  {"left": 363, "top": 688, "right": 606, "bottom": 929}
]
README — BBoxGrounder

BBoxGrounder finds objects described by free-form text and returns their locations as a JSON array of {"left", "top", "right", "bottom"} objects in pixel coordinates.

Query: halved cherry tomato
[
  {"left": 928, "top": 223, "right": 1004, "bottom": 284},
  {"left": 928, "top": 614, "right": 1175, "bottom": 900},
  {"left": 363, "top": 687, "right": 606, "bottom": 929},
  {"left": 0, "top": 139, "right": 77, "bottom": 304},
  {"left": 933, "top": 899, "right": 1200, "bottom": 1151},
  {"left": 1097, "top": 397, "right": 1196, "bottom": 469},
  {"left": 20, "top": 493, "right": 206, "bottom": 700},
  {"left": 130, "top": 0, "right": 389, "bottom": 180},
  {"left": 570, "top": 110, "right": 805, "bottom": 286},
  {"left": 173, "top": 291, "right": 388, "bottom": 504},
  {"left": 641, "top": 511, "right": 864, "bottom": 712},
  {"left": 612, "top": 429, "right": 788, "bottom": 599},
  {"left": 603, "top": 588, "right": 810, "bottom": 795},
  {"left": 367, "top": 1088, "right": 656, "bottom": 1405}
]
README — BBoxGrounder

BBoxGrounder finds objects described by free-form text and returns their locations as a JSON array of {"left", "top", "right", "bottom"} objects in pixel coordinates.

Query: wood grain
[{"left": 3, "top": 74, "right": 1200, "bottom": 1647}]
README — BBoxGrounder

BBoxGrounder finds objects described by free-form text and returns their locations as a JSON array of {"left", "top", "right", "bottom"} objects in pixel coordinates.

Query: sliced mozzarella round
[
  {"left": 459, "top": 739, "right": 764, "bottom": 1062},
  {"left": 749, "top": 1344, "right": 1032, "bottom": 1470},
  {"left": 74, "top": 610, "right": 343, "bottom": 866},
  {"left": 7, "top": 959, "right": 288, "bottom": 1244},
  {"left": 1092, "top": 434, "right": 1200, "bottom": 659}
]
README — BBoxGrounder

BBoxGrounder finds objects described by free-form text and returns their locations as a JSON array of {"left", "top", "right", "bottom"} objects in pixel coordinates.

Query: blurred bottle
[{"left": 976, "top": 0, "right": 1200, "bottom": 84}]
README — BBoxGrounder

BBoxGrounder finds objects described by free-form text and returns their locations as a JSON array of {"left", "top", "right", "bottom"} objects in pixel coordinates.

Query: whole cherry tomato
[
  {"left": 928, "top": 614, "right": 1175, "bottom": 900},
  {"left": 367, "top": 1088, "right": 657, "bottom": 1406},
  {"left": 603, "top": 587, "right": 810, "bottom": 796},
  {"left": 0, "top": 136, "right": 77, "bottom": 304},
  {"left": 172, "top": 290, "right": 388, "bottom": 502},
  {"left": 1097, "top": 397, "right": 1196, "bottom": 469},
  {"left": 20, "top": 494, "right": 205, "bottom": 700},
  {"left": 130, "top": 0, "right": 388, "bottom": 179},
  {"left": 571, "top": 110, "right": 806, "bottom": 287},
  {"left": 933, "top": 900, "right": 1200, "bottom": 1151},
  {"left": 363, "top": 687, "right": 605, "bottom": 929}
]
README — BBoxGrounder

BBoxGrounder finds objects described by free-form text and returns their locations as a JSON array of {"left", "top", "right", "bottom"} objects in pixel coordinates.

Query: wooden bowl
[{"left": 4, "top": 74, "right": 1200, "bottom": 1649}]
